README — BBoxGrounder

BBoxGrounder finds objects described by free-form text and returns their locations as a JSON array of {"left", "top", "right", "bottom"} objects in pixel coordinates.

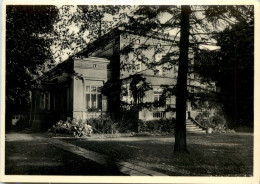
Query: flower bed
[{"left": 48, "top": 118, "right": 93, "bottom": 137}]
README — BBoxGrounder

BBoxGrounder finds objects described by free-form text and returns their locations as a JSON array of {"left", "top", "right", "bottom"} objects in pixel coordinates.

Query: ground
[
  {"left": 5, "top": 133, "right": 126, "bottom": 175},
  {"left": 61, "top": 133, "right": 253, "bottom": 176},
  {"left": 5, "top": 132, "right": 253, "bottom": 176}
]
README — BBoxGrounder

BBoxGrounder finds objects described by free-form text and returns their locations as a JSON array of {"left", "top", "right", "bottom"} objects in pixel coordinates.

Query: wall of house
[
  {"left": 31, "top": 57, "right": 107, "bottom": 130},
  {"left": 81, "top": 30, "right": 213, "bottom": 122},
  {"left": 117, "top": 33, "right": 180, "bottom": 120},
  {"left": 139, "top": 109, "right": 176, "bottom": 121},
  {"left": 30, "top": 62, "right": 75, "bottom": 131},
  {"left": 73, "top": 78, "right": 105, "bottom": 120},
  {"left": 119, "top": 33, "right": 178, "bottom": 79},
  {"left": 72, "top": 58, "right": 110, "bottom": 120},
  {"left": 73, "top": 78, "right": 84, "bottom": 119}
]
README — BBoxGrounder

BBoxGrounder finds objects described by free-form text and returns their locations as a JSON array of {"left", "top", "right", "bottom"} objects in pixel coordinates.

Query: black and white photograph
[{"left": 0, "top": 1, "right": 259, "bottom": 183}]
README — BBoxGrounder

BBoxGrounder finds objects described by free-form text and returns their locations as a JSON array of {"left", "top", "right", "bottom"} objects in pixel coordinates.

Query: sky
[
  {"left": 52, "top": 5, "right": 221, "bottom": 62},
  {"left": 52, "top": 5, "right": 177, "bottom": 62}
]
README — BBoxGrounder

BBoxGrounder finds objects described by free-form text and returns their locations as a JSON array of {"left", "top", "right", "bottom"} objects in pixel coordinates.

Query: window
[
  {"left": 153, "top": 87, "right": 165, "bottom": 106},
  {"left": 40, "top": 93, "right": 45, "bottom": 110},
  {"left": 40, "top": 92, "right": 50, "bottom": 111},
  {"left": 125, "top": 83, "right": 131, "bottom": 98},
  {"left": 154, "top": 92, "right": 161, "bottom": 102},
  {"left": 86, "top": 86, "right": 102, "bottom": 111},
  {"left": 122, "top": 83, "right": 133, "bottom": 104},
  {"left": 154, "top": 88, "right": 160, "bottom": 101},
  {"left": 46, "top": 92, "right": 50, "bottom": 111},
  {"left": 166, "top": 96, "right": 176, "bottom": 109}
]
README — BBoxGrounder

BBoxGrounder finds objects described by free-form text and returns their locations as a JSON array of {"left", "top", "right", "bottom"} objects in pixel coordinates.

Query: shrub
[
  {"left": 71, "top": 119, "right": 93, "bottom": 137},
  {"left": 15, "top": 116, "right": 28, "bottom": 129},
  {"left": 195, "top": 112, "right": 211, "bottom": 128},
  {"left": 160, "top": 118, "right": 176, "bottom": 133},
  {"left": 87, "top": 114, "right": 117, "bottom": 134},
  {"left": 209, "top": 114, "right": 227, "bottom": 133},
  {"left": 49, "top": 116, "right": 176, "bottom": 136},
  {"left": 116, "top": 119, "right": 140, "bottom": 133},
  {"left": 116, "top": 109, "right": 139, "bottom": 133},
  {"left": 195, "top": 111, "right": 228, "bottom": 133},
  {"left": 138, "top": 118, "right": 175, "bottom": 133},
  {"left": 49, "top": 120, "right": 71, "bottom": 134},
  {"left": 48, "top": 118, "right": 92, "bottom": 137}
]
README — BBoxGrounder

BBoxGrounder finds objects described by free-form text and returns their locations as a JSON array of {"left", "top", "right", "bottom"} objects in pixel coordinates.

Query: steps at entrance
[{"left": 186, "top": 119, "right": 206, "bottom": 134}]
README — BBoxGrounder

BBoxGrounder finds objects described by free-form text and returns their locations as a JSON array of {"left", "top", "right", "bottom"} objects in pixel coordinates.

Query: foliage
[
  {"left": 49, "top": 120, "right": 72, "bottom": 134},
  {"left": 115, "top": 108, "right": 140, "bottom": 133},
  {"left": 48, "top": 118, "right": 93, "bottom": 137},
  {"left": 194, "top": 111, "right": 211, "bottom": 128},
  {"left": 194, "top": 19, "right": 254, "bottom": 128},
  {"left": 138, "top": 118, "right": 175, "bottom": 133},
  {"left": 86, "top": 112, "right": 176, "bottom": 134},
  {"left": 129, "top": 74, "right": 152, "bottom": 105},
  {"left": 101, "top": 78, "right": 122, "bottom": 120},
  {"left": 116, "top": 119, "right": 140, "bottom": 133},
  {"left": 195, "top": 111, "right": 229, "bottom": 133},
  {"left": 87, "top": 114, "right": 117, "bottom": 134},
  {"left": 12, "top": 115, "right": 28, "bottom": 129},
  {"left": 71, "top": 119, "right": 93, "bottom": 137},
  {"left": 6, "top": 5, "right": 59, "bottom": 119},
  {"left": 87, "top": 5, "right": 253, "bottom": 152},
  {"left": 209, "top": 115, "right": 227, "bottom": 133},
  {"left": 51, "top": 5, "right": 130, "bottom": 61},
  {"left": 7, "top": 5, "right": 253, "bottom": 153}
]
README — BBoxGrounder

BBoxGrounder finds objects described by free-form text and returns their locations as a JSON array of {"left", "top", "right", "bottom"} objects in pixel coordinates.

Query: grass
[
  {"left": 5, "top": 139, "right": 126, "bottom": 175},
  {"left": 62, "top": 133, "right": 253, "bottom": 176}
]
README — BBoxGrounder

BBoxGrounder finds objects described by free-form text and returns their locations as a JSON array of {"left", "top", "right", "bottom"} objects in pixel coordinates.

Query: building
[
  {"left": 29, "top": 57, "right": 110, "bottom": 130},
  {"left": 29, "top": 27, "right": 214, "bottom": 131}
]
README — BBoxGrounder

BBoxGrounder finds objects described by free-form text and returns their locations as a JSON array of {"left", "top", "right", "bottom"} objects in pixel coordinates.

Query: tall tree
[
  {"left": 174, "top": 5, "right": 191, "bottom": 153},
  {"left": 194, "top": 18, "right": 254, "bottom": 128},
  {"left": 122, "top": 5, "right": 254, "bottom": 153},
  {"left": 5, "top": 5, "right": 58, "bottom": 128},
  {"left": 50, "top": 5, "right": 130, "bottom": 62},
  {"left": 38, "top": 5, "right": 253, "bottom": 153}
]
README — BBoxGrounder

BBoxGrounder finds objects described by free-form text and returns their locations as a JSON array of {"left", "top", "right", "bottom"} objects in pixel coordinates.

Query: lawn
[
  {"left": 61, "top": 133, "right": 253, "bottom": 176},
  {"left": 5, "top": 139, "right": 126, "bottom": 175}
]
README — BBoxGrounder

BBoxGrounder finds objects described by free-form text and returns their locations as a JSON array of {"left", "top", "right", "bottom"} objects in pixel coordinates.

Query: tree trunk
[{"left": 174, "top": 5, "right": 191, "bottom": 154}]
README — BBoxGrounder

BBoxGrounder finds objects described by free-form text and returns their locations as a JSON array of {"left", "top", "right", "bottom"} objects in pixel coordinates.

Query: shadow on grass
[
  {"left": 5, "top": 140, "right": 127, "bottom": 175},
  {"left": 62, "top": 133, "right": 253, "bottom": 176}
]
